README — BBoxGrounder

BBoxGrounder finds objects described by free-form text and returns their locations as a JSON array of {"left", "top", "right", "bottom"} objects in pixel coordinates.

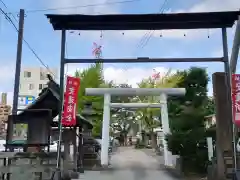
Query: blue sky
[{"left": 0, "top": 0, "right": 239, "bottom": 104}]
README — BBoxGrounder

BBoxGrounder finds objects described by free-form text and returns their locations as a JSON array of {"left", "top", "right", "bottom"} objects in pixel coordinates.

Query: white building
[
  {"left": 18, "top": 67, "right": 58, "bottom": 109},
  {"left": 204, "top": 114, "right": 216, "bottom": 129}
]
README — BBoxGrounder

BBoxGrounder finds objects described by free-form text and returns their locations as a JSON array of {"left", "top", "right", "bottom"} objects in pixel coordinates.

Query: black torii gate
[{"left": 46, "top": 11, "right": 240, "bottom": 178}]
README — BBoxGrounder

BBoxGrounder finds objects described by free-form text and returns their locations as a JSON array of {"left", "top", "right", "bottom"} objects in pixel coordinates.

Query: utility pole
[{"left": 12, "top": 9, "right": 25, "bottom": 114}]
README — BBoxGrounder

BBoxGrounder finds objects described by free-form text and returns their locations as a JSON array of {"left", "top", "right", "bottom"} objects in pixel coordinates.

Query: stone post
[{"left": 212, "top": 72, "right": 234, "bottom": 180}]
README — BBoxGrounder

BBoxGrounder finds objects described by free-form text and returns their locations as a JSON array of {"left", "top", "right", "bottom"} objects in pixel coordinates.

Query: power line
[
  {"left": 0, "top": 8, "right": 56, "bottom": 77},
  {"left": 137, "top": 0, "right": 169, "bottom": 50},
  {"left": 0, "top": 0, "right": 7, "bottom": 9},
  {"left": 135, "top": 0, "right": 169, "bottom": 53},
  {"left": 136, "top": 30, "right": 152, "bottom": 50},
  {"left": 13, "top": 0, "right": 141, "bottom": 14},
  {"left": 0, "top": 0, "right": 18, "bottom": 23}
]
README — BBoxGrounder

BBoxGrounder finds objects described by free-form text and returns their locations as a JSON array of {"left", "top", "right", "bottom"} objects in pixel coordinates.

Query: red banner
[
  {"left": 61, "top": 76, "right": 80, "bottom": 126},
  {"left": 232, "top": 74, "right": 240, "bottom": 127}
]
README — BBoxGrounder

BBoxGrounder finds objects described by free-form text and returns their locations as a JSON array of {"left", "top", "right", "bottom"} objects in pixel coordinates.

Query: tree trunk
[
  {"left": 144, "top": 134, "right": 148, "bottom": 146},
  {"left": 150, "top": 131, "right": 157, "bottom": 149},
  {"left": 124, "top": 134, "right": 128, "bottom": 146},
  {"left": 142, "top": 133, "right": 147, "bottom": 146}
]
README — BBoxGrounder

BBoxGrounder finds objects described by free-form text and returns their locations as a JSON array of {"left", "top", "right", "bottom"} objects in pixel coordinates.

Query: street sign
[
  {"left": 26, "top": 96, "right": 35, "bottom": 105},
  {"left": 18, "top": 95, "right": 35, "bottom": 106}
]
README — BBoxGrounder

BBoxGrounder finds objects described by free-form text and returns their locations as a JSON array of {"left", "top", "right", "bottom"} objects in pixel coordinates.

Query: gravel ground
[{"left": 77, "top": 147, "right": 178, "bottom": 180}]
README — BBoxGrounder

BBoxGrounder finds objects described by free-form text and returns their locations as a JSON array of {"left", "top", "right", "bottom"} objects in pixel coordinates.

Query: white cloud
[
  {"left": 108, "top": 0, "right": 239, "bottom": 41},
  {"left": 45, "top": 0, "right": 239, "bottom": 41},
  {"left": 46, "top": 0, "right": 130, "bottom": 42},
  {"left": 185, "top": 0, "right": 240, "bottom": 12},
  {"left": 103, "top": 66, "right": 171, "bottom": 87},
  {"left": 126, "top": 0, "right": 240, "bottom": 40},
  {"left": 66, "top": 63, "right": 172, "bottom": 87},
  {"left": 163, "top": 0, "right": 240, "bottom": 39}
]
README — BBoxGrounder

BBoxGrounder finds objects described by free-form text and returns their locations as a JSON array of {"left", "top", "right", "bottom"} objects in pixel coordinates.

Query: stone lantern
[
  {"left": 78, "top": 102, "right": 100, "bottom": 171},
  {"left": 81, "top": 102, "right": 97, "bottom": 136}
]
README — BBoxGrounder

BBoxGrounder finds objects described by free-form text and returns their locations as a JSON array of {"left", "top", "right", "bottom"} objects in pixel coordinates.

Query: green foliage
[
  {"left": 136, "top": 70, "right": 183, "bottom": 132},
  {"left": 110, "top": 83, "right": 139, "bottom": 138},
  {"left": 167, "top": 109, "right": 206, "bottom": 153},
  {"left": 111, "top": 84, "right": 137, "bottom": 142},
  {"left": 111, "top": 83, "right": 133, "bottom": 103},
  {"left": 166, "top": 67, "right": 209, "bottom": 174},
  {"left": 136, "top": 78, "right": 160, "bottom": 132},
  {"left": 92, "top": 119, "right": 102, "bottom": 137},
  {"left": 176, "top": 67, "right": 209, "bottom": 107},
  {"left": 203, "top": 97, "right": 215, "bottom": 116},
  {"left": 72, "top": 64, "right": 212, "bottom": 174},
  {"left": 75, "top": 63, "right": 111, "bottom": 137},
  {"left": 75, "top": 63, "right": 104, "bottom": 110}
]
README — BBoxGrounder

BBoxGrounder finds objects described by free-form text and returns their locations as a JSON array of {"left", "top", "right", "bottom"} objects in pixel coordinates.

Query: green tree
[
  {"left": 111, "top": 108, "right": 137, "bottom": 145},
  {"left": 203, "top": 97, "right": 215, "bottom": 116},
  {"left": 136, "top": 70, "right": 183, "bottom": 148},
  {"left": 110, "top": 83, "right": 138, "bottom": 144},
  {"left": 166, "top": 67, "right": 209, "bottom": 174},
  {"left": 75, "top": 63, "right": 111, "bottom": 137}
]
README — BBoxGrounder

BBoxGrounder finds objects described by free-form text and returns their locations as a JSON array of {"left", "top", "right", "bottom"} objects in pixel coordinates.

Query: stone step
[
  {"left": 223, "top": 156, "right": 234, "bottom": 180},
  {"left": 83, "top": 153, "right": 98, "bottom": 159},
  {"left": 83, "top": 159, "right": 101, "bottom": 168},
  {"left": 226, "top": 173, "right": 234, "bottom": 179}
]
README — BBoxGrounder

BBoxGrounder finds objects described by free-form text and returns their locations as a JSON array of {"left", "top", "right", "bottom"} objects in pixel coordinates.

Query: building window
[
  {"left": 39, "top": 84, "right": 43, "bottom": 90},
  {"left": 40, "top": 72, "right": 47, "bottom": 80},
  {"left": 29, "top": 84, "right": 34, "bottom": 90},
  {"left": 39, "top": 84, "right": 48, "bottom": 90},
  {"left": 24, "top": 71, "right": 31, "bottom": 78}
]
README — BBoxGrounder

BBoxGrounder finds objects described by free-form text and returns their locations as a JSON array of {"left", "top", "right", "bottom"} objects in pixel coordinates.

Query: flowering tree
[{"left": 136, "top": 69, "right": 183, "bottom": 148}]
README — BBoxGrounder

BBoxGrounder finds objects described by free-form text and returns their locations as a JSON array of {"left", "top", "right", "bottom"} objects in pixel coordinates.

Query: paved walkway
[{"left": 78, "top": 147, "right": 177, "bottom": 180}]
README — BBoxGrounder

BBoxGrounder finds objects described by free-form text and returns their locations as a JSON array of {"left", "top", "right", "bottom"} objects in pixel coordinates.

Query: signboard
[
  {"left": 232, "top": 74, "right": 240, "bottom": 127},
  {"left": 61, "top": 76, "right": 80, "bottom": 126},
  {"left": 12, "top": 123, "right": 28, "bottom": 144},
  {"left": 18, "top": 95, "right": 35, "bottom": 106},
  {"left": 26, "top": 96, "right": 35, "bottom": 104}
]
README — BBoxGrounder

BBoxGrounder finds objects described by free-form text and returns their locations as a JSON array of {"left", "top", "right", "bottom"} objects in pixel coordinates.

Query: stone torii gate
[{"left": 85, "top": 88, "right": 186, "bottom": 167}]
